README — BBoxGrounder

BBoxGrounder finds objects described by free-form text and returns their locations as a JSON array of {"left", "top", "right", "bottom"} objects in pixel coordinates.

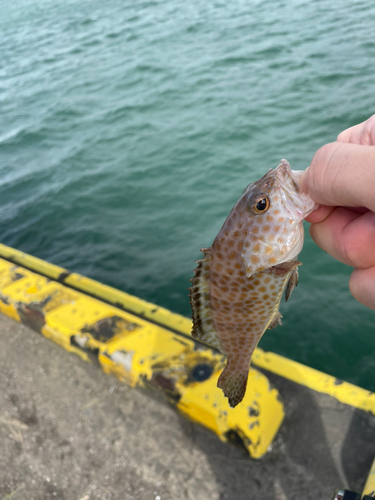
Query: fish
[{"left": 189, "top": 160, "right": 317, "bottom": 408}]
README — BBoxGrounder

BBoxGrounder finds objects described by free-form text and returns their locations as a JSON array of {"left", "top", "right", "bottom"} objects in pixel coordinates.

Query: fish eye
[{"left": 254, "top": 197, "right": 270, "bottom": 213}]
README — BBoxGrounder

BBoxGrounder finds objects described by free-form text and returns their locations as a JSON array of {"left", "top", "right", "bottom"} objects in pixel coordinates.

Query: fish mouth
[
  {"left": 275, "top": 159, "right": 317, "bottom": 219},
  {"left": 275, "top": 159, "right": 301, "bottom": 191}
]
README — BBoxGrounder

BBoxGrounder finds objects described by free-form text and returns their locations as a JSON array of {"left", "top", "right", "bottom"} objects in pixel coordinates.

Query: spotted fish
[{"left": 189, "top": 160, "right": 317, "bottom": 407}]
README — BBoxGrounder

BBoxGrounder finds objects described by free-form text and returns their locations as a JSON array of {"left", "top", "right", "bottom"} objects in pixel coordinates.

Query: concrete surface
[{"left": 0, "top": 313, "right": 374, "bottom": 500}]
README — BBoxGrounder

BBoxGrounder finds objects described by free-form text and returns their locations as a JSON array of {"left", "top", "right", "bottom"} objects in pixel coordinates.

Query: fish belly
[{"left": 210, "top": 253, "right": 293, "bottom": 407}]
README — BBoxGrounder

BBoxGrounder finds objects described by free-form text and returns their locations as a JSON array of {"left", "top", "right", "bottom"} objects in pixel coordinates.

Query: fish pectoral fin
[
  {"left": 269, "top": 259, "right": 301, "bottom": 276},
  {"left": 217, "top": 365, "right": 248, "bottom": 408},
  {"left": 285, "top": 267, "right": 299, "bottom": 302},
  {"left": 268, "top": 311, "right": 283, "bottom": 330}
]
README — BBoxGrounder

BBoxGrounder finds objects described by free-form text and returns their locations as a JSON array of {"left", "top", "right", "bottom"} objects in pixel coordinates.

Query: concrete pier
[{"left": 1, "top": 313, "right": 374, "bottom": 500}]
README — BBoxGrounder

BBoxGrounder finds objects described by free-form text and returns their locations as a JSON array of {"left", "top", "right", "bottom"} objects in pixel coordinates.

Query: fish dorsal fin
[{"left": 189, "top": 248, "right": 222, "bottom": 351}]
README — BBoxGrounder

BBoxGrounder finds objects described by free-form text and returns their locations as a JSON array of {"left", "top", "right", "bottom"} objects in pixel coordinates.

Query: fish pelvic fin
[
  {"left": 189, "top": 248, "right": 222, "bottom": 351},
  {"left": 285, "top": 266, "right": 299, "bottom": 302},
  {"left": 217, "top": 365, "right": 248, "bottom": 408}
]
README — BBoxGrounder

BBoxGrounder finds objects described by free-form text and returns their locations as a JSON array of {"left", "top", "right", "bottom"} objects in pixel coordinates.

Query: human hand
[{"left": 300, "top": 114, "right": 375, "bottom": 310}]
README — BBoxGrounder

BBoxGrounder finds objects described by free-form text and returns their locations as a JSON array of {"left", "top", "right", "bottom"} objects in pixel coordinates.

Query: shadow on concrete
[
  {"left": 341, "top": 407, "right": 375, "bottom": 493},
  {"left": 176, "top": 369, "right": 344, "bottom": 499}
]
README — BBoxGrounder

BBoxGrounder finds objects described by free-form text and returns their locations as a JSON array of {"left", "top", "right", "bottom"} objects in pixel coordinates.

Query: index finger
[{"left": 300, "top": 141, "right": 375, "bottom": 211}]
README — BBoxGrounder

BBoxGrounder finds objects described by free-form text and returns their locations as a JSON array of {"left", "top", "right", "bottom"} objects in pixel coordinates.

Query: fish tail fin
[{"left": 217, "top": 365, "right": 248, "bottom": 408}]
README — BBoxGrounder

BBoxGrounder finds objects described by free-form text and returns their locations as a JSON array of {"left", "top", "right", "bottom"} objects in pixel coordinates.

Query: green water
[{"left": 1, "top": 0, "right": 375, "bottom": 389}]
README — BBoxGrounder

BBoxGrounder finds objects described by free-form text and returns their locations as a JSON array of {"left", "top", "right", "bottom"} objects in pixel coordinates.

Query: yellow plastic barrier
[{"left": 1, "top": 242, "right": 375, "bottom": 459}]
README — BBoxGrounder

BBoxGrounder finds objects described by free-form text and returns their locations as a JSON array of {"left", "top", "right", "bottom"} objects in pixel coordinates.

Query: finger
[
  {"left": 304, "top": 205, "right": 335, "bottom": 224},
  {"left": 337, "top": 123, "right": 364, "bottom": 144},
  {"left": 350, "top": 266, "right": 375, "bottom": 311},
  {"left": 300, "top": 141, "right": 375, "bottom": 210},
  {"left": 337, "top": 114, "right": 375, "bottom": 145},
  {"left": 309, "top": 208, "right": 375, "bottom": 269},
  {"left": 346, "top": 207, "right": 370, "bottom": 215}
]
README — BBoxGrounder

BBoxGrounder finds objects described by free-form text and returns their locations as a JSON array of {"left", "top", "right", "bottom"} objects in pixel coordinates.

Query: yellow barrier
[
  {"left": 0, "top": 243, "right": 374, "bottom": 416},
  {"left": 1, "top": 242, "right": 375, "bottom": 459}
]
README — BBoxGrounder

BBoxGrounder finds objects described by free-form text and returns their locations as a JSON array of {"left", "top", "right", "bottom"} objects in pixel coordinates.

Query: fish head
[{"left": 237, "top": 159, "right": 317, "bottom": 276}]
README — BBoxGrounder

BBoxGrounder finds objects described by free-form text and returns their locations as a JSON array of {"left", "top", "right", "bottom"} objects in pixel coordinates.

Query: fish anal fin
[
  {"left": 217, "top": 365, "right": 248, "bottom": 408},
  {"left": 268, "top": 311, "right": 283, "bottom": 330},
  {"left": 285, "top": 267, "right": 299, "bottom": 302},
  {"left": 189, "top": 248, "right": 222, "bottom": 351}
]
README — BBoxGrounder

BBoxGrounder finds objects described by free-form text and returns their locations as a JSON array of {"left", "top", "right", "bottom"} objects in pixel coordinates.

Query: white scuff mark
[
  {"left": 111, "top": 350, "right": 134, "bottom": 372},
  {"left": 77, "top": 485, "right": 96, "bottom": 500},
  {"left": 0, "top": 416, "right": 28, "bottom": 442},
  {"left": 74, "top": 334, "right": 90, "bottom": 348},
  {"left": 274, "top": 478, "right": 288, "bottom": 500}
]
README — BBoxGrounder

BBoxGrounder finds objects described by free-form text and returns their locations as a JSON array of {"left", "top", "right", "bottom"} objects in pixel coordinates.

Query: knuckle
[
  {"left": 336, "top": 131, "right": 345, "bottom": 141},
  {"left": 309, "top": 142, "right": 338, "bottom": 198},
  {"left": 341, "top": 238, "right": 358, "bottom": 268}
]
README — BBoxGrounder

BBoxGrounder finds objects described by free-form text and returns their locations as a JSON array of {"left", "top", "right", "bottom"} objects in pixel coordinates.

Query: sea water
[{"left": 1, "top": 0, "right": 375, "bottom": 389}]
